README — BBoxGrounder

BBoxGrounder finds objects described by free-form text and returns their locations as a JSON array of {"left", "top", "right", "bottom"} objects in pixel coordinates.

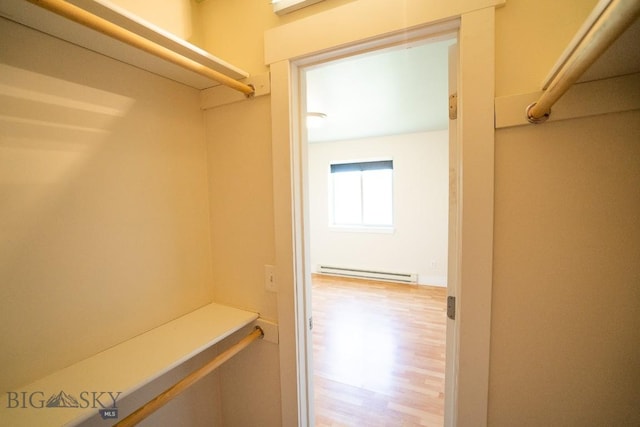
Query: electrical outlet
[{"left": 264, "top": 265, "right": 277, "bottom": 292}]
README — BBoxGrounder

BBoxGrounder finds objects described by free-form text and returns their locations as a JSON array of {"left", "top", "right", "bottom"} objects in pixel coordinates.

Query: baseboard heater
[{"left": 317, "top": 265, "right": 418, "bottom": 284}]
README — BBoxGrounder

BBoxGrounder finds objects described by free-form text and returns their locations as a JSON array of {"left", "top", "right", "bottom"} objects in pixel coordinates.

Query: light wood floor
[{"left": 312, "top": 274, "right": 447, "bottom": 427}]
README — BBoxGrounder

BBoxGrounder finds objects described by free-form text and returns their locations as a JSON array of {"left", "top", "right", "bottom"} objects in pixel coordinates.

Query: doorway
[
  {"left": 300, "top": 35, "right": 455, "bottom": 425},
  {"left": 267, "top": 6, "right": 496, "bottom": 426}
]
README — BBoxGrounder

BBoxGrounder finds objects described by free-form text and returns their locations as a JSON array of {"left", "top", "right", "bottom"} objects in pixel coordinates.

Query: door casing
[{"left": 267, "top": 4, "right": 497, "bottom": 426}]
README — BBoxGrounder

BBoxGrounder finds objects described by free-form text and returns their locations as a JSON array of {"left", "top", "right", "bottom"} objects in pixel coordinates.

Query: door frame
[{"left": 267, "top": 3, "right": 498, "bottom": 426}]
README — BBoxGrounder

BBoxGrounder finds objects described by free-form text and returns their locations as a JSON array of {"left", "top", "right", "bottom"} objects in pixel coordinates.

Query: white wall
[
  {"left": 489, "top": 1, "right": 640, "bottom": 425},
  {"left": 308, "top": 131, "right": 448, "bottom": 286},
  {"left": 0, "top": 16, "right": 222, "bottom": 426},
  {"left": 490, "top": 109, "right": 640, "bottom": 426},
  {"left": 204, "top": 95, "right": 282, "bottom": 427}
]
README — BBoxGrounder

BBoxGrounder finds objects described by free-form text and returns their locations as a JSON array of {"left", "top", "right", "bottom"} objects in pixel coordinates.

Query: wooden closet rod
[
  {"left": 114, "top": 326, "right": 264, "bottom": 427},
  {"left": 526, "top": 0, "right": 640, "bottom": 123},
  {"left": 25, "top": 0, "right": 256, "bottom": 96}
]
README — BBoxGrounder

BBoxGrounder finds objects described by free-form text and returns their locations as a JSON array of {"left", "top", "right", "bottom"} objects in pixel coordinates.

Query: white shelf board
[
  {"left": 0, "top": 303, "right": 259, "bottom": 426},
  {"left": 0, "top": 0, "right": 249, "bottom": 90}
]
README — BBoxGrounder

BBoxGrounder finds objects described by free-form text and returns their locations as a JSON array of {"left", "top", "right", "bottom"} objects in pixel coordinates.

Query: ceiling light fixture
[{"left": 272, "top": 0, "right": 325, "bottom": 15}]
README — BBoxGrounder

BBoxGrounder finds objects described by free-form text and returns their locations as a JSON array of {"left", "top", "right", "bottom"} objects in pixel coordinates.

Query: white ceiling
[{"left": 304, "top": 37, "right": 456, "bottom": 143}]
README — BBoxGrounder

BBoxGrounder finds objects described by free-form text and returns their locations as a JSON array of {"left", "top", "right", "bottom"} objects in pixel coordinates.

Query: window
[{"left": 330, "top": 160, "right": 393, "bottom": 228}]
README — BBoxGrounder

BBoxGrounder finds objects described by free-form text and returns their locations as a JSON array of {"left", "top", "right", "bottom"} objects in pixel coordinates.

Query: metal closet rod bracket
[{"left": 526, "top": 102, "right": 550, "bottom": 124}]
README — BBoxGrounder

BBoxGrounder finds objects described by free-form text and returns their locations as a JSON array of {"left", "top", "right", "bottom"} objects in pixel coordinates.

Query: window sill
[{"left": 329, "top": 225, "right": 395, "bottom": 234}]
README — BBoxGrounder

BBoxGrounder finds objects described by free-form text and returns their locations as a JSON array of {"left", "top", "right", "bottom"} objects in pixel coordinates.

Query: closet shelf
[
  {"left": 0, "top": 0, "right": 249, "bottom": 90},
  {"left": 0, "top": 303, "right": 259, "bottom": 426}
]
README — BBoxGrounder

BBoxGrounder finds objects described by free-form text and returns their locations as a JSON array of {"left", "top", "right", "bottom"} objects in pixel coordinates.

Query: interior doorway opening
[
  {"left": 299, "top": 33, "right": 457, "bottom": 426},
  {"left": 269, "top": 8, "right": 497, "bottom": 426}
]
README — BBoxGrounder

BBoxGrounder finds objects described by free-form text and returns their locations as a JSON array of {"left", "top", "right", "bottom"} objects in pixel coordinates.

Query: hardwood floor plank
[{"left": 312, "top": 274, "right": 447, "bottom": 426}]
